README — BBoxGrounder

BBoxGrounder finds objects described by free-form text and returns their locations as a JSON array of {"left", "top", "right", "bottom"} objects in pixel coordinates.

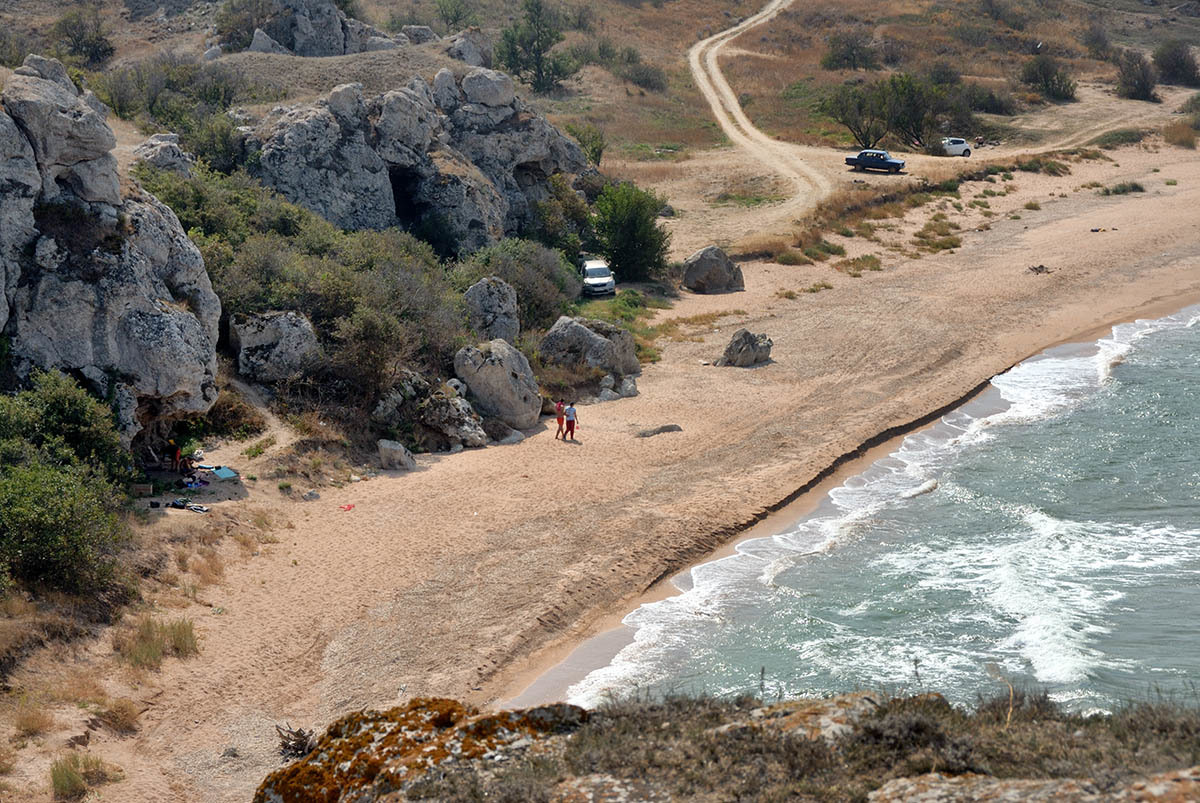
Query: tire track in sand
[{"left": 688, "top": 0, "right": 833, "bottom": 222}]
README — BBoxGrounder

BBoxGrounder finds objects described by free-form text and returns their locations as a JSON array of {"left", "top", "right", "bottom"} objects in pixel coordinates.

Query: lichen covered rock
[
  {"left": 538, "top": 316, "right": 641, "bottom": 377},
  {"left": 716, "top": 328, "right": 772, "bottom": 367},
  {"left": 682, "top": 245, "right": 745, "bottom": 294},
  {"left": 229, "top": 310, "right": 319, "bottom": 383},
  {"left": 463, "top": 276, "right": 519, "bottom": 343}
]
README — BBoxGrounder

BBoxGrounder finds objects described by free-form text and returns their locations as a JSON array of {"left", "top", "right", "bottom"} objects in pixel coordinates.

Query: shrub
[
  {"left": 497, "top": 0, "right": 578, "bottom": 92},
  {"left": 435, "top": 0, "right": 476, "bottom": 32},
  {"left": 0, "top": 30, "right": 36, "bottom": 68},
  {"left": 14, "top": 697, "right": 55, "bottom": 736},
  {"left": 216, "top": 0, "right": 276, "bottom": 51},
  {"left": 1153, "top": 40, "right": 1200, "bottom": 87},
  {"left": 959, "top": 83, "right": 1016, "bottom": 115},
  {"left": 620, "top": 63, "right": 669, "bottom": 92},
  {"left": 820, "top": 83, "right": 888, "bottom": 148},
  {"left": 1020, "top": 55, "right": 1076, "bottom": 101},
  {"left": 49, "top": 753, "right": 120, "bottom": 799},
  {"left": 927, "top": 61, "right": 961, "bottom": 86},
  {"left": 453, "top": 239, "right": 581, "bottom": 329},
  {"left": 52, "top": 7, "right": 113, "bottom": 67},
  {"left": 565, "top": 122, "right": 606, "bottom": 166},
  {"left": 593, "top": 182, "right": 671, "bottom": 281},
  {"left": 97, "top": 699, "right": 140, "bottom": 734},
  {"left": 1099, "top": 181, "right": 1145, "bottom": 195},
  {"left": 1080, "top": 20, "right": 1109, "bottom": 59},
  {"left": 1090, "top": 128, "right": 1147, "bottom": 148},
  {"left": 821, "top": 30, "right": 879, "bottom": 71},
  {"left": 1115, "top": 50, "right": 1159, "bottom": 102},
  {"left": 114, "top": 615, "right": 200, "bottom": 669},
  {"left": 1163, "top": 121, "right": 1197, "bottom": 148}
]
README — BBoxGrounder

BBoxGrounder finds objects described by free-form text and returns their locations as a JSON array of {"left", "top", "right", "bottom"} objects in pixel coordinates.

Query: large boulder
[
  {"left": 453, "top": 339, "right": 541, "bottom": 430},
  {"left": 682, "top": 245, "right": 745, "bottom": 294},
  {"left": 229, "top": 311, "right": 319, "bottom": 383},
  {"left": 377, "top": 439, "right": 417, "bottom": 471},
  {"left": 419, "top": 394, "right": 488, "bottom": 448},
  {"left": 463, "top": 276, "right": 519, "bottom": 343},
  {"left": 249, "top": 28, "right": 291, "bottom": 54},
  {"left": 2, "top": 56, "right": 119, "bottom": 205},
  {"left": 246, "top": 74, "right": 585, "bottom": 253},
  {"left": 445, "top": 28, "right": 493, "bottom": 67},
  {"left": 402, "top": 25, "right": 440, "bottom": 44},
  {"left": 716, "top": 328, "right": 772, "bottom": 367},
  {"left": 538, "top": 316, "right": 640, "bottom": 377},
  {"left": 132, "top": 133, "right": 195, "bottom": 176},
  {"left": 0, "top": 57, "right": 220, "bottom": 445}
]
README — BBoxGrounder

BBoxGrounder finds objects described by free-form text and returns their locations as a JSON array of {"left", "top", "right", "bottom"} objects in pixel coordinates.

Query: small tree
[
  {"left": 565, "top": 122, "right": 606, "bottom": 165},
  {"left": 593, "top": 183, "right": 671, "bottom": 282},
  {"left": 435, "top": 0, "right": 476, "bottom": 33},
  {"left": 497, "top": 0, "right": 578, "bottom": 92},
  {"left": 820, "top": 83, "right": 889, "bottom": 148},
  {"left": 821, "top": 30, "right": 879, "bottom": 71},
  {"left": 1152, "top": 40, "right": 1200, "bottom": 87},
  {"left": 52, "top": 6, "right": 114, "bottom": 67},
  {"left": 1081, "top": 21, "right": 1110, "bottom": 60},
  {"left": 882, "top": 74, "right": 942, "bottom": 147},
  {"left": 1115, "top": 50, "right": 1159, "bottom": 102},
  {"left": 1020, "top": 55, "right": 1076, "bottom": 101}
]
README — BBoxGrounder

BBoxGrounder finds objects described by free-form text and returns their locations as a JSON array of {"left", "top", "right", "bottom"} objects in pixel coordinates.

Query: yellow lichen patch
[{"left": 253, "top": 698, "right": 588, "bottom": 803}]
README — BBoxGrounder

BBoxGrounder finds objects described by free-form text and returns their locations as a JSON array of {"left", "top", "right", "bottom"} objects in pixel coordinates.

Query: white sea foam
[{"left": 566, "top": 305, "right": 1200, "bottom": 709}]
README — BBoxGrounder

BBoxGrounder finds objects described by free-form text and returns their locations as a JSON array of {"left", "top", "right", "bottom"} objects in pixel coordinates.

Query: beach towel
[{"left": 211, "top": 466, "right": 238, "bottom": 480}]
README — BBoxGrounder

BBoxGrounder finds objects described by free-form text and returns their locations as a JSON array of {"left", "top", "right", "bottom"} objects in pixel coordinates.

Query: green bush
[
  {"left": 0, "top": 30, "right": 37, "bottom": 68},
  {"left": 215, "top": 0, "right": 276, "bottom": 51},
  {"left": 452, "top": 239, "right": 581, "bottom": 329},
  {"left": 1020, "top": 55, "right": 1076, "bottom": 101},
  {"left": 1115, "top": 50, "right": 1159, "bottom": 102},
  {"left": 52, "top": 7, "right": 113, "bottom": 67},
  {"left": 620, "top": 63, "right": 668, "bottom": 92},
  {"left": 593, "top": 182, "right": 671, "bottom": 282},
  {"left": 821, "top": 30, "right": 879, "bottom": 71},
  {"left": 1153, "top": 40, "right": 1199, "bottom": 87},
  {"left": 497, "top": 0, "right": 578, "bottom": 92}
]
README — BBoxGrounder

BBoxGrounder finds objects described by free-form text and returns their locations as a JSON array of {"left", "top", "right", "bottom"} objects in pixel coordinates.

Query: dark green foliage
[
  {"left": 1090, "top": 127, "right": 1147, "bottom": 148},
  {"left": 927, "top": 61, "right": 961, "bottom": 86},
  {"left": 1020, "top": 55, "right": 1076, "bottom": 101},
  {"left": 526, "top": 173, "right": 594, "bottom": 263},
  {"left": 1081, "top": 20, "right": 1110, "bottom": 60},
  {"left": 137, "top": 165, "right": 461, "bottom": 403},
  {"left": 52, "top": 6, "right": 113, "bottom": 67},
  {"left": 881, "top": 73, "right": 940, "bottom": 146},
  {"left": 565, "top": 123, "right": 606, "bottom": 166},
  {"left": 621, "top": 63, "right": 668, "bottom": 92},
  {"left": 497, "top": 0, "right": 578, "bottom": 92},
  {"left": 958, "top": 83, "right": 1017, "bottom": 115},
  {"left": 215, "top": 0, "right": 276, "bottom": 51},
  {"left": 1115, "top": 50, "right": 1159, "bottom": 102},
  {"left": 820, "top": 83, "right": 889, "bottom": 148},
  {"left": 0, "top": 29, "right": 37, "bottom": 68},
  {"left": 1153, "top": 40, "right": 1200, "bottom": 87},
  {"left": 434, "top": 0, "right": 476, "bottom": 32},
  {"left": 0, "top": 372, "right": 129, "bottom": 593},
  {"left": 453, "top": 239, "right": 581, "bottom": 329},
  {"left": 981, "top": 0, "right": 1025, "bottom": 30},
  {"left": 593, "top": 183, "right": 671, "bottom": 282},
  {"left": 91, "top": 55, "right": 276, "bottom": 173},
  {"left": 821, "top": 30, "right": 879, "bottom": 71},
  {"left": 566, "top": 38, "right": 665, "bottom": 91}
]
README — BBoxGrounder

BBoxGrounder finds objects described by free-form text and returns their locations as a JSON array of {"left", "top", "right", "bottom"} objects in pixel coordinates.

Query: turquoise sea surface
[{"left": 569, "top": 306, "right": 1200, "bottom": 712}]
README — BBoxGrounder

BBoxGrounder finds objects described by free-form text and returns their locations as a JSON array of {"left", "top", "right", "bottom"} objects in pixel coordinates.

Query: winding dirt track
[{"left": 687, "top": 0, "right": 832, "bottom": 218}]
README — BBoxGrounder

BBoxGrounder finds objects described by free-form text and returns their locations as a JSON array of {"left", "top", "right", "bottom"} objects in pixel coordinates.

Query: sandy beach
[{"left": 1, "top": 140, "right": 1193, "bottom": 801}]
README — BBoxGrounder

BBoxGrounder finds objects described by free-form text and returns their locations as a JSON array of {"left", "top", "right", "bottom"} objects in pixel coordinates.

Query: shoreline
[{"left": 493, "top": 296, "right": 1200, "bottom": 708}]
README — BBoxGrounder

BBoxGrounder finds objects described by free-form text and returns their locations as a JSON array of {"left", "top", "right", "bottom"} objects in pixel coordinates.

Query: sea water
[{"left": 568, "top": 306, "right": 1200, "bottom": 712}]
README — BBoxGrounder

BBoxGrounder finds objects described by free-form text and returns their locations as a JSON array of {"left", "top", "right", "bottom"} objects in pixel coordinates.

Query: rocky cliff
[
  {"left": 0, "top": 56, "right": 220, "bottom": 445},
  {"left": 244, "top": 68, "right": 587, "bottom": 254}
]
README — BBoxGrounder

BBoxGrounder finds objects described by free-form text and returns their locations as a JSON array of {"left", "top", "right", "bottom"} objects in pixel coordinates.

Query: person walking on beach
[
  {"left": 554, "top": 399, "right": 566, "bottom": 439},
  {"left": 564, "top": 402, "right": 578, "bottom": 441}
]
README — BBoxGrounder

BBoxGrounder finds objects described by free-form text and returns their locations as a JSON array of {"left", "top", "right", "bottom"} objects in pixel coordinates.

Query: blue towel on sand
[{"left": 211, "top": 467, "right": 238, "bottom": 480}]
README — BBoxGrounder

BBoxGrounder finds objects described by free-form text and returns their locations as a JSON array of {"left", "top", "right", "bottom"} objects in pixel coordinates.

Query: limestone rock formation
[
  {"left": 539, "top": 316, "right": 641, "bottom": 377},
  {"left": 245, "top": 73, "right": 586, "bottom": 253},
  {"left": 377, "top": 438, "right": 417, "bottom": 470},
  {"left": 0, "top": 57, "right": 220, "bottom": 445},
  {"left": 419, "top": 395, "right": 488, "bottom": 448},
  {"left": 463, "top": 276, "right": 519, "bottom": 343},
  {"left": 132, "top": 133, "right": 195, "bottom": 176},
  {"left": 682, "top": 245, "right": 745, "bottom": 294},
  {"left": 229, "top": 311, "right": 319, "bottom": 383},
  {"left": 237, "top": 0, "right": 400, "bottom": 57},
  {"left": 453, "top": 339, "right": 541, "bottom": 430},
  {"left": 716, "top": 328, "right": 772, "bottom": 367},
  {"left": 445, "top": 27, "right": 493, "bottom": 67},
  {"left": 402, "top": 25, "right": 440, "bottom": 44},
  {"left": 371, "top": 371, "right": 490, "bottom": 452}
]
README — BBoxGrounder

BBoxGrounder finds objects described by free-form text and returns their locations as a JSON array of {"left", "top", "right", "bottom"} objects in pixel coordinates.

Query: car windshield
[{"left": 585, "top": 266, "right": 611, "bottom": 278}]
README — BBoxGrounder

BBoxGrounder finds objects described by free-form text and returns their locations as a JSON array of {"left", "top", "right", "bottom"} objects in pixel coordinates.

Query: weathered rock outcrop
[
  {"left": 377, "top": 438, "right": 416, "bottom": 470},
  {"left": 132, "top": 133, "right": 195, "bottom": 176},
  {"left": 371, "top": 370, "right": 489, "bottom": 452},
  {"left": 539, "top": 316, "right": 641, "bottom": 377},
  {"left": 233, "top": 0, "right": 401, "bottom": 57},
  {"left": 245, "top": 71, "right": 586, "bottom": 253},
  {"left": 445, "top": 27, "right": 493, "bottom": 67},
  {"left": 229, "top": 311, "right": 319, "bottom": 383},
  {"left": 453, "top": 339, "right": 541, "bottom": 430},
  {"left": 683, "top": 245, "right": 745, "bottom": 294},
  {"left": 0, "top": 56, "right": 220, "bottom": 445},
  {"left": 463, "top": 276, "right": 518, "bottom": 343},
  {"left": 402, "top": 25, "right": 440, "bottom": 44},
  {"left": 717, "top": 328, "right": 772, "bottom": 367}
]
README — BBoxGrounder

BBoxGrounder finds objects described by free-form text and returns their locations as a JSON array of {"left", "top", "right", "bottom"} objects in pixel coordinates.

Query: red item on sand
[{"left": 340, "top": 504, "right": 355, "bottom": 511}]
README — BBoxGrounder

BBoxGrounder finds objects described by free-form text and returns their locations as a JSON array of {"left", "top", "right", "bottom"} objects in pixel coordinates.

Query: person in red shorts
[
  {"left": 554, "top": 399, "right": 566, "bottom": 439},
  {"left": 564, "top": 402, "right": 578, "bottom": 441}
]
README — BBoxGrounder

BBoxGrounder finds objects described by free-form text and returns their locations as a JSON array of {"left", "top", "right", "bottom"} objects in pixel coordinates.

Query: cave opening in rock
[{"left": 388, "top": 166, "right": 426, "bottom": 226}]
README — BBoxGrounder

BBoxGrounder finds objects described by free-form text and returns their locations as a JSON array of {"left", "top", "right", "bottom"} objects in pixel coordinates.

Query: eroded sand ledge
[{"left": 10, "top": 148, "right": 1200, "bottom": 802}]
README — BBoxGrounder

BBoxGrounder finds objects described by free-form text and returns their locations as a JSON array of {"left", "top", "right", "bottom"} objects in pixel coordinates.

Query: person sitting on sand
[
  {"left": 564, "top": 402, "right": 578, "bottom": 441},
  {"left": 554, "top": 399, "right": 566, "bottom": 440}
]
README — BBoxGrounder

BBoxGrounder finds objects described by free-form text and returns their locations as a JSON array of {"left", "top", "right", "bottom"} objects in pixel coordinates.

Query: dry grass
[
  {"left": 0, "top": 743, "right": 15, "bottom": 775},
  {"left": 50, "top": 752, "right": 122, "bottom": 799},
  {"left": 96, "top": 698, "right": 140, "bottom": 735},
  {"left": 45, "top": 668, "right": 107, "bottom": 707},
  {"left": 113, "top": 615, "right": 200, "bottom": 670},
  {"left": 13, "top": 696, "right": 55, "bottom": 737},
  {"left": 190, "top": 548, "right": 225, "bottom": 587},
  {"left": 656, "top": 310, "right": 747, "bottom": 342},
  {"left": 1162, "top": 122, "right": 1197, "bottom": 149}
]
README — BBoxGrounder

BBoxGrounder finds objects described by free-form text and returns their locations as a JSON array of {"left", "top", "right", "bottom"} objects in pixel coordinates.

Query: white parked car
[
  {"left": 941, "top": 137, "right": 972, "bottom": 157},
  {"left": 581, "top": 258, "right": 616, "bottom": 296}
]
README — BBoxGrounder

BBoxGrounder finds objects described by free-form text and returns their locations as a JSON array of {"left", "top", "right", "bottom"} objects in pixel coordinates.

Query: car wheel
[
  {"left": 962, "top": 149, "right": 971, "bottom": 157},
  {"left": 891, "top": 166, "right": 899, "bottom": 173}
]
